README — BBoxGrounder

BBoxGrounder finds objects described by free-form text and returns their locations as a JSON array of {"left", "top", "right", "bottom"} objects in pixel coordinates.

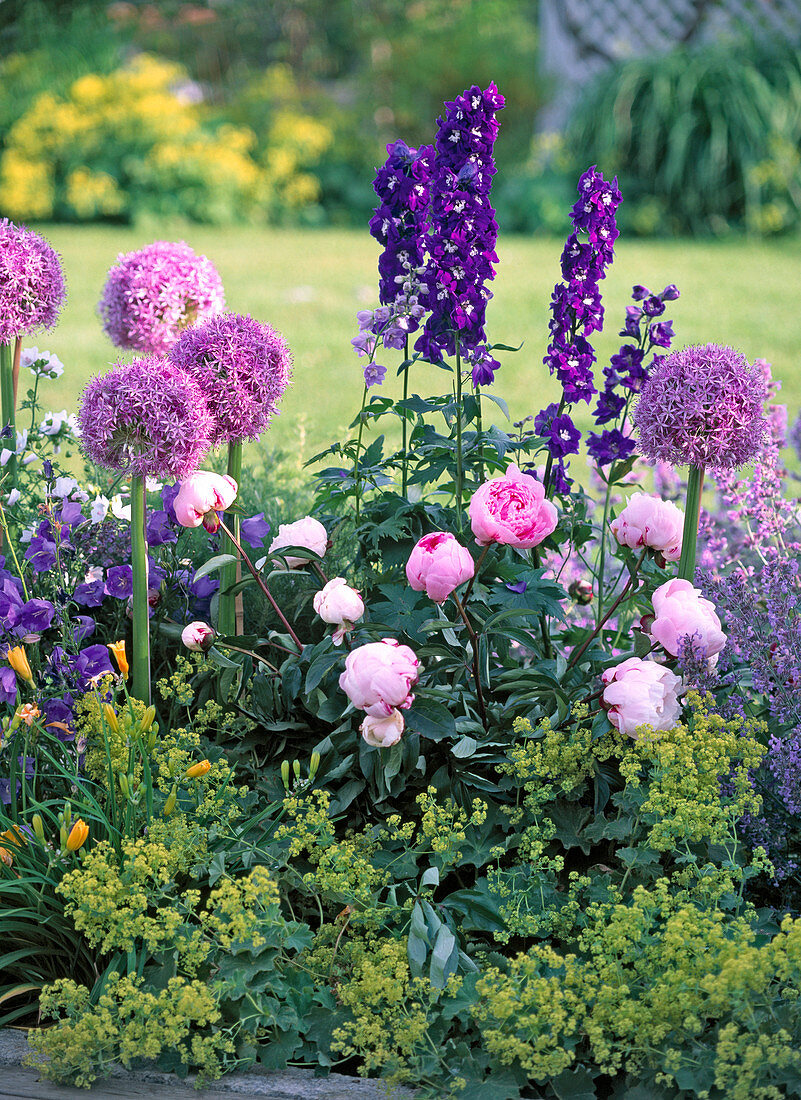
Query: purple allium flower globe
[
  {"left": 634, "top": 343, "right": 768, "bottom": 471},
  {"left": 78, "top": 357, "right": 213, "bottom": 479},
  {"left": 0, "top": 219, "right": 66, "bottom": 343},
  {"left": 98, "top": 241, "right": 225, "bottom": 355},
  {"left": 169, "top": 312, "right": 292, "bottom": 446}
]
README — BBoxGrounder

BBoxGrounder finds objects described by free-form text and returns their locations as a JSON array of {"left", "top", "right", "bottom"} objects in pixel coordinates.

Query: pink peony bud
[
  {"left": 182, "top": 621, "right": 215, "bottom": 651},
  {"left": 469, "top": 463, "right": 558, "bottom": 549},
  {"left": 647, "top": 578, "right": 726, "bottom": 658},
  {"left": 313, "top": 577, "right": 365, "bottom": 645},
  {"left": 174, "top": 471, "right": 237, "bottom": 529},
  {"left": 601, "top": 656, "right": 682, "bottom": 737},
  {"left": 339, "top": 638, "right": 420, "bottom": 718},
  {"left": 269, "top": 516, "right": 327, "bottom": 568},
  {"left": 610, "top": 492, "right": 684, "bottom": 561},
  {"left": 405, "top": 532, "right": 475, "bottom": 603},
  {"left": 360, "top": 709, "right": 404, "bottom": 748}
]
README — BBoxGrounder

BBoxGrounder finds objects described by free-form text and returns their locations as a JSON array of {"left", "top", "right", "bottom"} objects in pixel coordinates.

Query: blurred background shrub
[{"left": 0, "top": 0, "right": 799, "bottom": 235}]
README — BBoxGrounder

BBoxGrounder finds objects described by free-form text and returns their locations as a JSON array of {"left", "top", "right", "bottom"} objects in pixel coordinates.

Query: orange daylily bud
[
  {"left": 66, "top": 819, "right": 89, "bottom": 852},
  {"left": 103, "top": 704, "right": 119, "bottom": 734},
  {"left": 185, "top": 759, "right": 211, "bottom": 780},
  {"left": 6, "top": 646, "right": 33, "bottom": 684},
  {"left": 108, "top": 640, "right": 129, "bottom": 679}
]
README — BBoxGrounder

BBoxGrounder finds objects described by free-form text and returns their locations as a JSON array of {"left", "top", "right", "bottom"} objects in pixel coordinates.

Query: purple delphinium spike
[
  {"left": 369, "top": 140, "right": 434, "bottom": 308},
  {"left": 584, "top": 282, "right": 679, "bottom": 467},
  {"left": 415, "top": 83, "right": 505, "bottom": 385}
]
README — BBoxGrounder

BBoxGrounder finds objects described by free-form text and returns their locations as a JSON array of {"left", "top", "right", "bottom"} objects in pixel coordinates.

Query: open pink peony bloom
[
  {"left": 610, "top": 492, "right": 684, "bottom": 561},
  {"left": 313, "top": 577, "right": 365, "bottom": 645},
  {"left": 174, "top": 472, "right": 237, "bottom": 534},
  {"left": 360, "top": 709, "right": 404, "bottom": 748},
  {"left": 647, "top": 578, "right": 726, "bottom": 659},
  {"left": 406, "top": 532, "right": 474, "bottom": 603},
  {"left": 181, "top": 621, "right": 215, "bottom": 651},
  {"left": 339, "top": 638, "right": 420, "bottom": 718},
  {"left": 601, "top": 657, "right": 682, "bottom": 737},
  {"left": 269, "top": 516, "right": 327, "bottom": 568},
  {"left": 469, "top": 463, "right": 558, "bottom": 549}
]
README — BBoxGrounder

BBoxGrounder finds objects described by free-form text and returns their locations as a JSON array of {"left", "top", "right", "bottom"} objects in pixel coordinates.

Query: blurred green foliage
[{"left": 567, "top": 38, "right": 801, "bottom": 236}]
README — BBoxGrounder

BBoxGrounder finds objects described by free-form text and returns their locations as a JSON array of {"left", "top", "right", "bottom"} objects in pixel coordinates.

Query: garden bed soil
[{"left": 0, "top": 1029, "right": 415, "bottom": 1100}]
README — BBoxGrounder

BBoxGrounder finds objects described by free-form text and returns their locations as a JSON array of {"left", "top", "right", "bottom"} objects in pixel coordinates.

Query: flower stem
[
  {"left": 451, "top": 591, "right": 487, "bottom": 729},
  {"left": 455, "top": 341, "right": 464, "bottom": 527},
  {"left": 402, "top": 337, "right": 410, "bottom": 497},
  {"left": 0, "top": 341, "right": 16, "bottom": 488},
  {"left": 130, "top": 475, "right": 151, "bottom": 705},
  {"left": 568, "top": 546, "right": 647, "bottom": 668},
  {"left": 217, "top": 517, "right": 302, "bottom": 651},
  {"left": 219, "top": 441, "right": 243, "bottom": 637},
  {"left": 542, "top": 395, "right": 567, "bottom": 499},
  {"left": 354, "top": 384, "right": 368, "bottom": 523},
  {"left": 678, "top": 464, "right": 705, "bottom": 582}
]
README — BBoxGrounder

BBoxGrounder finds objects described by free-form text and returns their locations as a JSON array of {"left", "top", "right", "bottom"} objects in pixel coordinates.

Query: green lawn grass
[{"left": 33, "top": 223, "right": 801, "bottom": 469}]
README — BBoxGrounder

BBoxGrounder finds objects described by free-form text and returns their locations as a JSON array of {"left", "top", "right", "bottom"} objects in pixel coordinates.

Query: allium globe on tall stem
[
  {"left": 0, "top": 220, "right": 66, "bottom": 486},
  {"left": 169, "top": 311, "right": 292, "bottom": 637},
  {"left": 79, "top": 357, "right": 214, "bottom": 704},
  {"left": 98, "top": 241, "right": 225, "bottom": 356},
  {"left": 634, "top": 343, "right": 768, "bottom": 581}
]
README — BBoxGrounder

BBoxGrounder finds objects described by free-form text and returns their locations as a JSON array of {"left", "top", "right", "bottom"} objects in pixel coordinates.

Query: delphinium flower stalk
[
  {"left": 539, "top": 167, "right": 621, "bottom": 498},
  {"left": 78, "top": 358, "right": 213, "bottom": 703},
  {"left": 0, "top": 220, "right": 66, "bottom": 487},
  {"left": 369, "top": 139, "right": 433, "bottom": 495},
  {"left": 169, "top": 313, "right": 292, "bottom": 637},
  {"left": 415, "top": 82, "right": 505, "bottom": 513},
  {"left": 98, "top": 240, "right": 225, "bottom": 356},
  {"left": 585, "top": 282, "right": 679, "bottom": 623},
  {"left": 634, "top": 343, "right": 768, "bottom": 581}
]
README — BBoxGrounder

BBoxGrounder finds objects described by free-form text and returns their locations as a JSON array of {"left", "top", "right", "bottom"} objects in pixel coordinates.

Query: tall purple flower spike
[
  {"left": 416, "top": 83, "right": 505, "bottom": 386},
  {"left": 369, "top": 139, "right": 433, "bottom": 308}
]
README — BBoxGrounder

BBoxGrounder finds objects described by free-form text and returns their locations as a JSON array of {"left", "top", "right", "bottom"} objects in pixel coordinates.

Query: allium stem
[
  {"left": 12, "top": 337, "right": 20, "bottom": 407},
  {"left": 219, "top": 441, "right": 243, "bottom": 637},
  {"left": 130, "top": 475, "right": 151, "bottom": 705},
  {"left": 0, "top": 341, "right": 16, "bottom": 487},
  {"left": 678, "top": 463, "right": 705, "bottom": 582}
]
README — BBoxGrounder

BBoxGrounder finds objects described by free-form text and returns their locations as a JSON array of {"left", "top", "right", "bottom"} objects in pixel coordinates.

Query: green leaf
[
  {"left": 552, "top": 1066, "right": 598, "bottom": 1100},
  {"left": 191, "top": 553, "right": 238, "bottom": 582},
  {"left": 452, "top": 735, "right": 478, "bottom": 759},
  {"left": 420, "top": 866, "right": 439, "bottom": 890},
  {"left": 405, "top": 699, "right": 457, "bottom": 741},
  {"left": 429, "top": 924, "right": 458, "bottom": 988}
]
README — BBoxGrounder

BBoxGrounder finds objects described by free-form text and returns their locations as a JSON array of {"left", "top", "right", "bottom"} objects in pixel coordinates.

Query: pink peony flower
[
  {"left": 313, "top": 577, "right": 365, "bottom": 645},
  {"left": 647, "top": 578, "right": 726, "bottom": 659},
  {"left": 269, "top": 516, "right": 327, "bottom": 568},
  {"left": 469, "top": 463, "right": 558, "bottom": 549},
  {"left": 610, "top": 492, "right": 684, "bottom": 561},
  {"left": 182, "top": 621, "right": 215, "bottom": 651},
  {"left": 360, "top": 709, "right": 404, "bottom": 748},
  {"left": 174, "top": 472, "right": 238, "bottom": 534},
  {"left": 339, "top": 638, "right": 420, "bottom": 718},
  {"left": 405, "top": 532, "right": 475, "bottom": 603},
  {"left": 601, "top": 657, "right": 682, "bottom": 737}
]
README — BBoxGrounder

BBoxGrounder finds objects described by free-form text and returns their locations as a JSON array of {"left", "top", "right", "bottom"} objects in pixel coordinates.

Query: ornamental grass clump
[
  {"left": 98, "top": 240, "right": 225, "bottom": 355},
  {"left": 169, "top": 312, "right": 292, "bottom": 635},
  {"left": 0, "top": 220, "right": 66, "bottom": 485},
  {"left": 634, "top": 343, "right": 768, "bottom": 580},
  {"left": 79, "top": 357, "right": 214, "bottom": 703}
]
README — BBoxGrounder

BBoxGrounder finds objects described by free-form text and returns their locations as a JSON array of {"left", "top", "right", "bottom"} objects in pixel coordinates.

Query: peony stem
[
  {"left": 0, "top": 341, "right": 16, "bottom": 488},
  {"left": 678, "top": 464, "right": 705, "bottom": 582},
  {"left": 217, "top": 517, "right": 302, "bottom": 651},
  {"left": 219, "top": 441, "right": 242, "bottom": 637},
  {"left": 130, "top": 475, "right": 151, "bottom": 705},
  {"left": 451, "top": 591, "right": 487, "bottom": 729}
]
